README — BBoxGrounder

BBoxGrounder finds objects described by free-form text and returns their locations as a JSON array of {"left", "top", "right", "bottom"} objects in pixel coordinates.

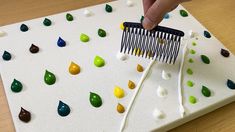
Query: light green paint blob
[
  {"left": 192, "top": 42, "right": 197, "bottom": 46},
  {"left": 187, "top": 80, "right": 194, "bottom": 87},
  {"left": 189, "top": 96, "right": 197, "bottom": 104},
  {"left": 94, "top": 56, "right": 105, "bottom": 67},
  {"left": 188, "top": 58, "right": 194, "bottom": 63},
  {"left": 80, "top": 33, "right": 89, "bottom": 42},
  {"left": 186, "top": 68, "right": 193, "bottom": 75},
  {"left": 189, "top": 49, "right": 196, "bottom": 54}
]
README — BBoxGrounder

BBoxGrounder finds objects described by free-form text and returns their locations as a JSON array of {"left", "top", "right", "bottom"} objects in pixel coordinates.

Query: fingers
[
  {"left": 142, "top": 0, "right": 180, "bottom": 30},
  {"left": 142, "top": 0, "right": 155, "bottom": 14}
]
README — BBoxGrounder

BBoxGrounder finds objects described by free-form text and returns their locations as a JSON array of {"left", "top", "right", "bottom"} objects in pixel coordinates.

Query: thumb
[{"left": 142, "top": 0, "right": 179, "bottom": 30}]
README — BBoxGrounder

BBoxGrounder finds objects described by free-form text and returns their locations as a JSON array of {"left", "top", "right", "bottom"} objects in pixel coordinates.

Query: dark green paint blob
[
  {"left": 189, "top": 96, "right": 197, "bottom": 104},
  {"left": 186, "top": 68, "right": 193, "bottom": 75},
  {"left": 189, "top": 49, "right": 196, "bottom": 54},
  {"left": 227, "top": 79, "right": 235, "bottom": 90},
  {"left": 188, "top": 58, "right": 194, "bottom": 63},
  {"left": 2, "top": 51, "right": 11, "bottom": 61},
  {"left": 98, "top": 28, "right": 106, "bottom": 37},
  {"left": 43, "top": 18, "right": 52, "bottom": 26},
  {"left": 192, "top": 42, "right": 197, "bottom": 46},
  {"left": 66, "top": 13, "right": 73, "bottom": 21},
  {"left": 105, "top": 4, "right": 112, "bottom": 13},
  {"left": 11, "top": 79, "right": 23, "bottom": 92},
  {"left": 89, "top": 92, "right": 102, "bottom": 108},
  {"left": 187, "top": 80, "right": 194, "bottom": 87},
  {"left": 201, "top": 55, "right": 210, "bottom": 64},
  {"left": 20, "top": 24, "right": 29, "bottom": 32},
  {"left": 44, "top": 70, "right": 56, "bottom": 85},
  {"left": 201, "top": 86, "right": 211, "bottom": 97},
  {"left": 140, "top": 15, "right": 144, "bottom": 23},
  {"left": 180, "top": 10, "right": 188, "bottom": 17},
  {"left": 204, "top": 30, "right": 211, "bottom": 38},
  {"left": 57, "top": 101, "right": 70, "bottom": 117}
]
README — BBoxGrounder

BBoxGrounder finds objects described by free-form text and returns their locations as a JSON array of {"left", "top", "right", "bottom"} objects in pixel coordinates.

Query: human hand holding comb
[{"left": 142, "top": 0, "right": 191, "bottom": 30}]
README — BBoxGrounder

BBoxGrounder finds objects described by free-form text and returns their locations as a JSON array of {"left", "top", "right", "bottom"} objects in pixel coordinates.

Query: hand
[{"left": 142, "top": 0, "right": 190, "bottom": 30}]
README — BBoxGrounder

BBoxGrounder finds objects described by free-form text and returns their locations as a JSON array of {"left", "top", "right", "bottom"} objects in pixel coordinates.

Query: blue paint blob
[
  {"left": 204, "top": 30, "right": 211, "bottom": 38},
  {"left": 227, "top": 79, "right": 235, "bottom": 90},
  {"left": 57, "top": 37, "right": 66, "bottom": 47},
  {"left": 164, "top": 13, "right": 170, "bottom": 19},
  {"left": 57, "top": 101, "right": 70, "bottom": 117}
]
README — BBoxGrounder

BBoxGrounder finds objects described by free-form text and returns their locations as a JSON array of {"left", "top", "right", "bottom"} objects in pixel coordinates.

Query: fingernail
[{"left": 142, "top": 17, "right": 154, "bottom": 30}]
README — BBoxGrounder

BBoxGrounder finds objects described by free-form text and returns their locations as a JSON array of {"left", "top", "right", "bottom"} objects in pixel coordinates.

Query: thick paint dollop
[
  {"left": 2, "top": 50, "right": 11, "bottom": 61},
  {"left": 201, "top": 55, "right": 210, "bottom": 64},
  {"left": 11, "top": 79, "right": 23, "bottom": 92},
  {"left": 201, "top": 85, "right": 211, "bottom": 97},
  {"left": 66, "top": 13, "right": 73, "bottom": 21},
  {"left": 43, "top": 18, "right": 52, "bottom": 26},
  {"left": 105, "top": 4, "right": 113, "bottom": 13},
  {"left": 80, "top": 33, "right": 89, "bottom": 42},
  {"left": 57, "top": 37, "right": 66, "bottom": 47},
  {"left": 57, "top": 101, "right": 70, "bottom": 117},
  {"left": 18, "top": 107, "right": 31, "bottom": 123},
  {"left": 117, "top": 103, "right": 125, "bottom": 113},
  {"left": 69, "top": 62, "right": 80, "bottom": 75},
  {"left": 44, "top": 70, "right": 56, "bottom": 85},
  {"left": 29, "top": 44, "right": 39, "bottom": 54},
  {"left": 90, "top": 92, "right": 102, "bottom": 108},
  {"left": 221, "top": 49, "right": 230, "bottom": 57},
  {"left": 98, "top": 28, "right": 106, "bottom": 37},
  {"left": 94, "top": 56, "right": 105, "bottom": 67},
  {"left": 20, "top": 24, "right": 29, "bottom": 32},
  {"left": 227, "top": 79, "right": 235, "bottom": 90},
  {"left": 114, "top": 86, "right": 125, "bottom": 98}
]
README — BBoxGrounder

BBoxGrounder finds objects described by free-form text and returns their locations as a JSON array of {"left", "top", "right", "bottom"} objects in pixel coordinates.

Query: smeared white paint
[
  {"left": 162, "top": 70, "right": 171, "bottom": 80},
  {"left": 126, "top": 0, "right": 134, "bottom": 7},
  {"left": 156, "top": 86, "right": 167, "bottom": 98},
  {"left": 83, "top": 9, "right": 92, "bottom": 17},
  {"left": 153, "top": 108, "right": 164, "bottom": 120},
  {"left": 119, "top": 59, "right": 155, "bottom": 132},
  {"left": 116, "top": 52, "right": 128, "bottom": 61},
  {"left": 178, "top": 43, "right": 188, "bottom": 118}
]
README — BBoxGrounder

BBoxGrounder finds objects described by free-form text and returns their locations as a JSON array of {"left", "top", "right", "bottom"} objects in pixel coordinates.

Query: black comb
[{"left": 120, "top": 22, "right": 185, "bottom": 64}]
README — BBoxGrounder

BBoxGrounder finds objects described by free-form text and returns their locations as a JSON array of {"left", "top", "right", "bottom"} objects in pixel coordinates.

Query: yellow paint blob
[
  {"left": 137, "top": 64, "right": 144, "bottom": 72},
  {"left": 120, "top": 22, "right": 124, "bottom": 30},
  {"left": 69, "top": 62, "right": 80, "bottom": 75},
  {"left": 128, "top": 80, "right": 136, "bottom": 89},
  {"left": 117, "top": 103, "right": 125, "bottom": 113},
  {"left": 114, "top": 86, "right": 125, "bottom": 98}
]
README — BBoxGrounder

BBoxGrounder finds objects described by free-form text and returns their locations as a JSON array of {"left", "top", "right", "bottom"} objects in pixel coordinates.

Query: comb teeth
[{"left": 120, "top": 22, "right": 184, "bottom": 64}]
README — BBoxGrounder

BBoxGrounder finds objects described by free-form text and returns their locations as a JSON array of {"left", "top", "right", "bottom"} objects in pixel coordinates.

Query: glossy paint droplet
[
  {"left": 90, "top": 92, "right": 102, "bottom": 108},
  {"left": 128, "top": 80, "right": 136, "bottom": 89},
  {"left": 94, "top": 56, "right": 105, "bottom": 67},
  {"left": 114, "top": 86, "right": 125, "bottom": 98},
  {"left": 20, "top": 24, "right": 29, "bottom": 32},
  {"left": 57, "top": 37, "right": 66, "bottom": 47},
  {"left": 164, "top": 13, "right": 169, "bottom": 19},
  {"left": 43, "top": 18, "right": 52, "bottom": 26},
  {"left": 2, "top": 50, "right": 11, "bottom": 61},
  {"left": 204, "top": 30, "right": 211, "bottom": 38},
  {"left": 57, "top": 101, "right": 70, "bottom": 117},
  {"left": 98, "top": 28, "right": 106, "bottom": 37},
  {"left": 69, "top": 62, "right": 80, "bottom": 75},
  {"left": 221, "top": 49, "right": 230, "bottom": 57},
  {"left": 189, "top": 49, "right": 196, "bottom": 54},
  {"left": 66, "top": 13, "right": 73, "bottom": 21},
  {"left": 117, "top": 103, "right": 125, "bottom": 113},
  {"left": 227, "top": 79, "right": 235, "bottom": 90},
  {"left": 201, "top": 55, "right": 210, "bottom": 64},
  {"left": 188, "top": 58, "right": 194, "bottom": 63},
  {"left": 80, "top": 33, "right": 89, "bottom": 42},
  {"left": 29, "top": 44, "right": 39, "bottom": 53},
  {"left": 179, "top": 9, "right": 188, "bottom": 17},
  {"left": 120, "top": 22, "right": 125, "bottom": 30},
  {"left": 105, "top": 4, "right": 113, "bottom": 13},
  {"left": 137, "top": 64, "right": 144, "bottom": 72},
  {"left": 18, "top": 107, "right": 31, "bottom": 123},
  {"left": 189, "top": 96, "right": 197, "bottom": 104},
  {"left": 44, "top": 70, "right": 56, "bottom": 85},
  {"left": 201, "top": 86, "right": 211, "bottom": 97},
  {"left": 11, "top": 79, "right": 23, "bottom": 92},
  {"left": 187, "top": 80, "right": 194, "bottom": 87},
  {"left": 186, "top": 68, "right": 193, "bottom": 75}
]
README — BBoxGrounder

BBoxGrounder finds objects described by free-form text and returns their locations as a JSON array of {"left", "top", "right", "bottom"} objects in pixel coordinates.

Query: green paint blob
[
  {"left": 201, "top": 86, "right": 211, "bottom": 97},
  {"left": 180, "top": 9, "right": 188, "bottom": 17},
  {"left": 187, "top": 80, "right": 194, "bottom": 87},
  {"left": 201, "top": 55, "right": 210, "bottom": 64},
  {"left": 66, "top": 13, "right": 73, "bottom": 21},
  {"left": 186, "top": 68, "right": 193, "bottom": 75},
  {"left": 43, "top": 18, "right": 52, "bottom": 26},
  {"left": 94, "top": 56, "right": 105, "bottom": 67},
  {"left": 2, "top": 51, "right": 11, "bottom": 61},
  {"left": 188, "top": 58, "right": 194, "bottom": 63},
  {"left": 90, "top": 92, "right": 102, "bottom": 107},
  {"left": 98, "top": 28, "right": 106, "bottom": 37},
  {"left": 11, "top": 79, "right": 23, "bottom": 92},
  {"left": 189, "top": 96, "right": 197, "bottom": 104},
  {"left": 189, "top": 49, "right": 196, "bottom": 54},
  {"left": 105, "top": 4, "right": 112, "bottom": 13},
  {"left": 44, "top": 70, "right": 56, "bottom": 85},
  {"left": 140, "top": 15, "right": 144, "bottom": 23},
  {"left": 192, "top": 42, "right": 197, "bottom": 46},
  {"left": 80, "top": 33, "right": 89, "bottom": 42}
]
